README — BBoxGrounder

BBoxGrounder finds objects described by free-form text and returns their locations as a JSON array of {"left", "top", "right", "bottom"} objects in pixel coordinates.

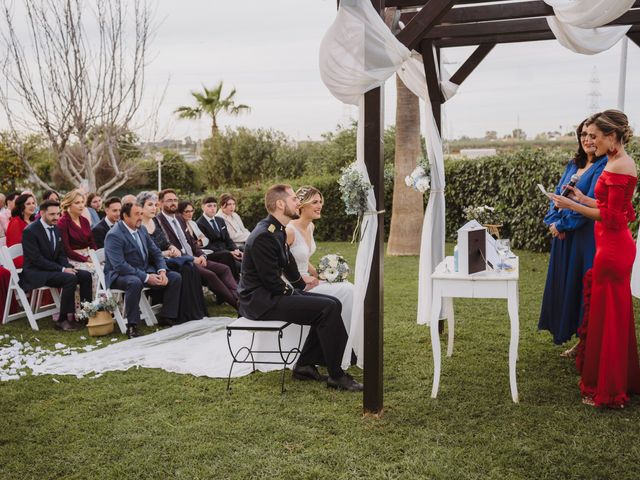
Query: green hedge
[{"left": 190, "top": 143, "right": 640, "bottom": 252}]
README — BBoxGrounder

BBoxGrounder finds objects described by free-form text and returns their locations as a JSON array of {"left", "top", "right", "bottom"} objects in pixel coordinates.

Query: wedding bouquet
[
  {"left": 77, "top": 292, "right": 118, "bottom": 321},
  {"left": 405, "top": 161, "right": 430, "bottom": 193},
  {"left": 317, "top": 254, "right": 350, "bottom": 283}
]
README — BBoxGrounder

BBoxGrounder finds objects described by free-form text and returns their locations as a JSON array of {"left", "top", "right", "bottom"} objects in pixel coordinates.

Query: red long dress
[{"left": 577, "top": 171, "right": 640, "bottom": 407}]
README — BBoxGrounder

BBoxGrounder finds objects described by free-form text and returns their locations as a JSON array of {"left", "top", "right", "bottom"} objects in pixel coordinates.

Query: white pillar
[{"left": 618, "top": 37, "right": 628, "bottom": 111}]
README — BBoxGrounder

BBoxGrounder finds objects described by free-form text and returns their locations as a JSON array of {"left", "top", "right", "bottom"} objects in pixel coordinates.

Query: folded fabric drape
[{"left": 544, "top": 0, "right": 633, "bottom": 54}]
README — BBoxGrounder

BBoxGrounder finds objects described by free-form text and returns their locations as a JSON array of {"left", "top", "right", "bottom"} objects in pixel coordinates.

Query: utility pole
[{"left": 618, "top": 37, "right": 628, "bottom": 111}]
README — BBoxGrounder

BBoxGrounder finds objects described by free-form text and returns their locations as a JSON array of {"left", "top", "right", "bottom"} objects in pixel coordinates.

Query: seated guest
[
  {"left": 20, "top": 200, "right": 92, "bottom": 332},
  {"left": 57, "top": 190, "right": 97, "bottom": 272},
  {"left": 156, "top": 189, "right": 239, "bottom": 308},
  {"left": 86, "top": 193, "right": 103, "bottom": 226},
  {"left": 6, "top": 193, "right": 38, "bottom": 268},
  {"left": 178, "top": 200, "right": 209, "bottom": 248},
  {"left": 216, "top": 193, "right": 251, "bottom": 248},
  {"left": 138, "top": 192, "right": 206, "bottom": 322},
  {"left": 0, "top": 191, "right": 20, "bottom": 237},
  {"left": 42, "top": 190, "right": 60, "bottom": 202},
  {"left": 196, "top": 195, "right": 242, "bottom": 279},
  {"left": 103, "top": 202, "right": 182, "bottom": 338},
  {"left": 92, "top": 197, "right": 121, "bottom": 249}
]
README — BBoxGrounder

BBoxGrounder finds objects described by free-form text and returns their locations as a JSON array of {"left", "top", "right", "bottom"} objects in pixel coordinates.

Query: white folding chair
[
  {"left": 1, "top": 244, "right": 60, "bottom": 330},
  {"left": 89, "top": 249, "right": 158, "bottom": 333}
]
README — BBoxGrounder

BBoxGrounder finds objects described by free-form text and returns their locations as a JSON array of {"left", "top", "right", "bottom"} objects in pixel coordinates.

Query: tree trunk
[{"left": 387, "top": 74, "right": 424, "bottom": 256}]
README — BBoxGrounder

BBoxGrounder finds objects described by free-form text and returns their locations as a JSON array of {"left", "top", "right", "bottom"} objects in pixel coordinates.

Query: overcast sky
[{"left": 3, "top": 0, "right": 639, "bottom": 141}]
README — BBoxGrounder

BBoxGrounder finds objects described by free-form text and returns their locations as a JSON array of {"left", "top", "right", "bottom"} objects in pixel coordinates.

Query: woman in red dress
[
  {"left": 5, "top": 193, "right": 37, "bottom": 267},
  {"left": 553, "top": 109, "right": 640, "bottom": 408}
]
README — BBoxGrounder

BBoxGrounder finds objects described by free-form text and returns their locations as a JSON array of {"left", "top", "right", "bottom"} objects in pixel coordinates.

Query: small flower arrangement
[
  {"left": 317, "top": 254, "right": 350, "bottom": 283},
  {"left": 77, "top": 292, "right": 119, "bottom": 321},
  {"left": 338, "top": 162, "right": 372, "bottom": 216},
  {"left": 405, "top": 159, "right": 430, "bottom": 193},
  {"left": 463, "top": 205, "right": 503, "bottom": 226}
]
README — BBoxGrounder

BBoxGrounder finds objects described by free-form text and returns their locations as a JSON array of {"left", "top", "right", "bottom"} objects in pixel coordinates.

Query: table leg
[
  {"left": 445, "top": 297, "right": 454, "bottom": 357},
  {"left": 507, "top": 281, "right": 519, "bottom": 403},
  {"left": 430, "top": 287, "right": 443, "bottom": 399}
]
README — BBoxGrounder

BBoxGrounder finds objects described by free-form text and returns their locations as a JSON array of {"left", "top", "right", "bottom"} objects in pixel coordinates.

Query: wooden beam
[
  {"left": 400, "top": 1, "right": 640, "bottom": 24},
  {"left": 401, "top": 1, "right": 552, "bottom": 25},
  {"left": 434, "top": 24, "right": 640, "bottom": 47},
  {"left": 396, "top": 0, "right": 457, "bottom": 50},
  {"left": 388, "top": 0, "right": 502, "bottom": 6},
  {"left": 421, "top": 39, "right": 442, "bottom": 133},
  {"left": 363, "top": 0, "right": 384, "bottom": 417},
  {"left": 424, "top": 10, "right": 640, "bottom": 39},
  {"left": 449, "top": 43, "right": 495, "bottom": 86}
]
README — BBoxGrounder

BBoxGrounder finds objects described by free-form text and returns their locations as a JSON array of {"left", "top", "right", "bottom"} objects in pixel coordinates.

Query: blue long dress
[{"left": 538, "top": 155, "right": 607, "bottom": 345}]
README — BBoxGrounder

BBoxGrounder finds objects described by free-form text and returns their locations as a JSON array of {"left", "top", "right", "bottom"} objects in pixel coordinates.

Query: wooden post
[{"left": 363, "top": 0, "right": 384, "bottom": 416}]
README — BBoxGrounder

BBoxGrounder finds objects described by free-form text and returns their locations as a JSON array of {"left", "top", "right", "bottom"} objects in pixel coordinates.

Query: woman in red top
[
  {"left": 57, "top": 190, "right": 97, "bottom": 271},
  {"left": 5, "top": 193, "right": 37, "bottom": 268},
  {"left": 553, "top": 109, "right": 640, "bottom": 408}
]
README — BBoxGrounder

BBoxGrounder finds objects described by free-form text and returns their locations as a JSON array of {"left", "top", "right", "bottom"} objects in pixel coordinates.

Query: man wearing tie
[
  {"left": 20, "top": 200, "right": 92, "bottom": 332},
  {"left": 91, "top": 197, "right": 121, "bottom": 248},
  {"left": 103, "top": 202, "right": 181, "bottom": 338},
  {"left": 155, "top": 189, "right": 238, "bottom": 309},
  {"left": 196, "top": 196, "right": 242, "bottom": 280}
]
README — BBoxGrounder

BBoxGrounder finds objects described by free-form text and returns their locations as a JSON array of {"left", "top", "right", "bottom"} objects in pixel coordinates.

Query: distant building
[{"left": 460, "top": 148, "right": 497, "bottom": 159}]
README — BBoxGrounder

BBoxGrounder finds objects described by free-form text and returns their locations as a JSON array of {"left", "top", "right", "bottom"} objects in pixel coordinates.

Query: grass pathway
[{"left": 1, "top": 242, "right": 639, "bottom": 479}]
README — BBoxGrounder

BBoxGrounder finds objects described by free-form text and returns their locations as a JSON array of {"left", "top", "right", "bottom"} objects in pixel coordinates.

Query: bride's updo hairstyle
[
  {"left": 296, "top": 186, "right": 324, "bottom": 213},
  {"left": 586, "top": 109, "right": 634, "bottom": 145}
]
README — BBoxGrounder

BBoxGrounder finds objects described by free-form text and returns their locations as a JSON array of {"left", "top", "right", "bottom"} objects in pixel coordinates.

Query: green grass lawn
[{"left": 2, "top": 242, "right": 640, "bottom": 479}]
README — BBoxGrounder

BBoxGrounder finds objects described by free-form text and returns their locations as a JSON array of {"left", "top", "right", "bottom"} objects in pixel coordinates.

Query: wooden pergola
[{"left": 361, "top": 0, "right": 640, "bottom": 415}]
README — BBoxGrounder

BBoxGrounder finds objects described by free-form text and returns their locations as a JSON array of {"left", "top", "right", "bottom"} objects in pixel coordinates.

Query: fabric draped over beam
[
  {"left": 319, "top": 0, "right": 635, "bottom": 332},
  {"left": 545, "top": 0, "right": 634, "bottom": 54}
]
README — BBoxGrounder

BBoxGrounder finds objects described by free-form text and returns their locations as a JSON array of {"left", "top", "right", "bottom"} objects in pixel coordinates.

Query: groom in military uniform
[{"left": 238, "top": 184, "right": 362, "bottom": 392}]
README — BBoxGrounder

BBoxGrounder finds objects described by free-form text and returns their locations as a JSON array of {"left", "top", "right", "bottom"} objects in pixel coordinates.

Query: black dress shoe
[
  {"left": 126, "top": 324, "right": 141, "bottom": 339},
  {"left": 327, "top": 373, "right": 363, "bottom": 392},
  {"left": 292, "top": 364, "right": 328, "bottom": 382},
  {"left": 157, "top": 317, "right": 174, "bottom": 327}
]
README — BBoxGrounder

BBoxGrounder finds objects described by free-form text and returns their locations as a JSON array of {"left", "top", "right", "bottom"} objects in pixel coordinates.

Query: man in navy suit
[
  {"left": 103, "top": 202, "right": 181, "bottom": 338},
  {"left": 20, "top": 200, "right": 92, "bottom": 332},
  {"left": 196, "top": 195, "right": 242, "bottom": 279},
  {"left": 91, "top": 197, "right": 121, "bottom": 248}
]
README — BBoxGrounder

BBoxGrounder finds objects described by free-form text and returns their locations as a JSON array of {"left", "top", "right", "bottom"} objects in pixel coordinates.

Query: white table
[{"left": 429, "top": 256, "right": 519, "bottom": 403}]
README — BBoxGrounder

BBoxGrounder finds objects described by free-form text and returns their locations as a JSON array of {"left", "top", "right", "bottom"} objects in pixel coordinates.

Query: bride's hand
[{"left": 303, "top": 274, "right": 319, "bottom": 290}]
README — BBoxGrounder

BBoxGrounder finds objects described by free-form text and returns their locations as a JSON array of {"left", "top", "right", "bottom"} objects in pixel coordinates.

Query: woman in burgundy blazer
[{"left": 57, "top": 190, "right": 97, "bottom": 269}]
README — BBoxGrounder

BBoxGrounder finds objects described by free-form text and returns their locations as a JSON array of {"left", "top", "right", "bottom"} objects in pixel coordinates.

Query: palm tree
[
  {"left": 387, "top": 74, "right": 424, "bottom": 255},
  {"left": 174, "top": 82, "right": 250, "bottom": 138}
]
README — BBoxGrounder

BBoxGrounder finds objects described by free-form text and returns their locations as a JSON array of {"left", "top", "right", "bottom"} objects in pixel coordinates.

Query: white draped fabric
[
  {"left": 320, "top": 0, "right": 457, "bottom": 328},
  {"left": 544, "top": 0, "right": 633, "bottom": 54}
]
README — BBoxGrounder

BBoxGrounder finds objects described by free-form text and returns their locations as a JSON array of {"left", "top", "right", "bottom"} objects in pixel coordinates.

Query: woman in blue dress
[{"left": 538, "top": 120, "right": 607, "bottom": 351}]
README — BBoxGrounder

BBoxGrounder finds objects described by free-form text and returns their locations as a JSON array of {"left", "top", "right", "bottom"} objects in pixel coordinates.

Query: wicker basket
[{"left": 87, "top": 311, "right": 115, "bottom": 337}]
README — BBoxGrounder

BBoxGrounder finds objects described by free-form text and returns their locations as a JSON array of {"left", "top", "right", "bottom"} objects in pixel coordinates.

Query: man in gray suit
[{"left": 103, "top": 202, "right": 181, "bottom": 338}]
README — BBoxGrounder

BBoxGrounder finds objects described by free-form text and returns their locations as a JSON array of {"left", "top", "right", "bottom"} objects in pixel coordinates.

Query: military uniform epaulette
[{"left": 268, "top": 224, "right": 276, "bottom": 233}]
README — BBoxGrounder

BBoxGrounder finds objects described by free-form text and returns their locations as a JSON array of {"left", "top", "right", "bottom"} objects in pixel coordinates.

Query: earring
[{"left": 608, "top": 145, "right": 618, "bottom": 157}]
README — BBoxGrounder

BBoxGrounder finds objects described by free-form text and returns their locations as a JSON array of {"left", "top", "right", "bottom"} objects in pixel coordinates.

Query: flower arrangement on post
[
  {"left": 463, "top": 205, "right": 504, "bottom": 238},
  {"left": 404, "top": 158, "right": 431, "bottom": 193},
  {"left": 338, "top": 162, "right": 373, "bottom": 242},
  {"left": 77, "top": 292, "right": 119, "bottom": 337},
  {"left": 317, "top": 254, "right": 350, "bottom": 283}
]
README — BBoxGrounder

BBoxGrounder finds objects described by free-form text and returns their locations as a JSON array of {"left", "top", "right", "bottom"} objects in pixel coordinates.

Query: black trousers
[
  {"left": 206, "top": 251, "right": 241, "bottom": 280},
  {"left": 258, "top": 291, "right": 347, "bottom": 379},
  {"left": 42, "top": 270, "right": 92, "bottom": 319},
  {"left": 112, "top": 272, "right": 181, "bottom": 326}
]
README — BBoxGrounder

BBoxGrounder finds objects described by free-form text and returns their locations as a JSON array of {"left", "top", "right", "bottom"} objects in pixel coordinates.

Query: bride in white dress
[{"left": 287, "top": 186, "right": 360, "bottom": 369}]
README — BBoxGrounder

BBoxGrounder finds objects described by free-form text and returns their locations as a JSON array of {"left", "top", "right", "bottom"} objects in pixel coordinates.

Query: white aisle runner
[{"left": 31, "top": 318, "right": 306, "bottom": 379}]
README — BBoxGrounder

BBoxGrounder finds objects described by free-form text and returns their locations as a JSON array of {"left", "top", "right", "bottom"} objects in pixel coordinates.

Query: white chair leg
[
  {"left": 2, "top": 287, "right": 12, "bottom": 325},
  {"left": 16, "top": 288, "right": 39, "bottom": 331}
]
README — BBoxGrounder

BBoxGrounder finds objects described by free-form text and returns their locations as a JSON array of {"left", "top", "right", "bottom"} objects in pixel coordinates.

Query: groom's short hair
[{"left": 265, "top": 184, "right": 292, "bottom": 213}]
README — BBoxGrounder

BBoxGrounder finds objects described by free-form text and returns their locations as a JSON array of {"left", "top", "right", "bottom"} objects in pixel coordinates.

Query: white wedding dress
[{"left": 288, "top": 224, "right": 359, "bottom": 369}]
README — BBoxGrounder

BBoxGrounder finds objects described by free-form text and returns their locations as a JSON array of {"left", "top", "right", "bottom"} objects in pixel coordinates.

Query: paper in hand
[{"left": 537, "top": 183, "right": 552, "bottom": 198}]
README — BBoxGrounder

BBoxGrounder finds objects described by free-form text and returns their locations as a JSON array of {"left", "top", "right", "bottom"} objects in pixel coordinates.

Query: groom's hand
[{"left": 303, "top": 275, "right": 319, "bottom": 290}]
